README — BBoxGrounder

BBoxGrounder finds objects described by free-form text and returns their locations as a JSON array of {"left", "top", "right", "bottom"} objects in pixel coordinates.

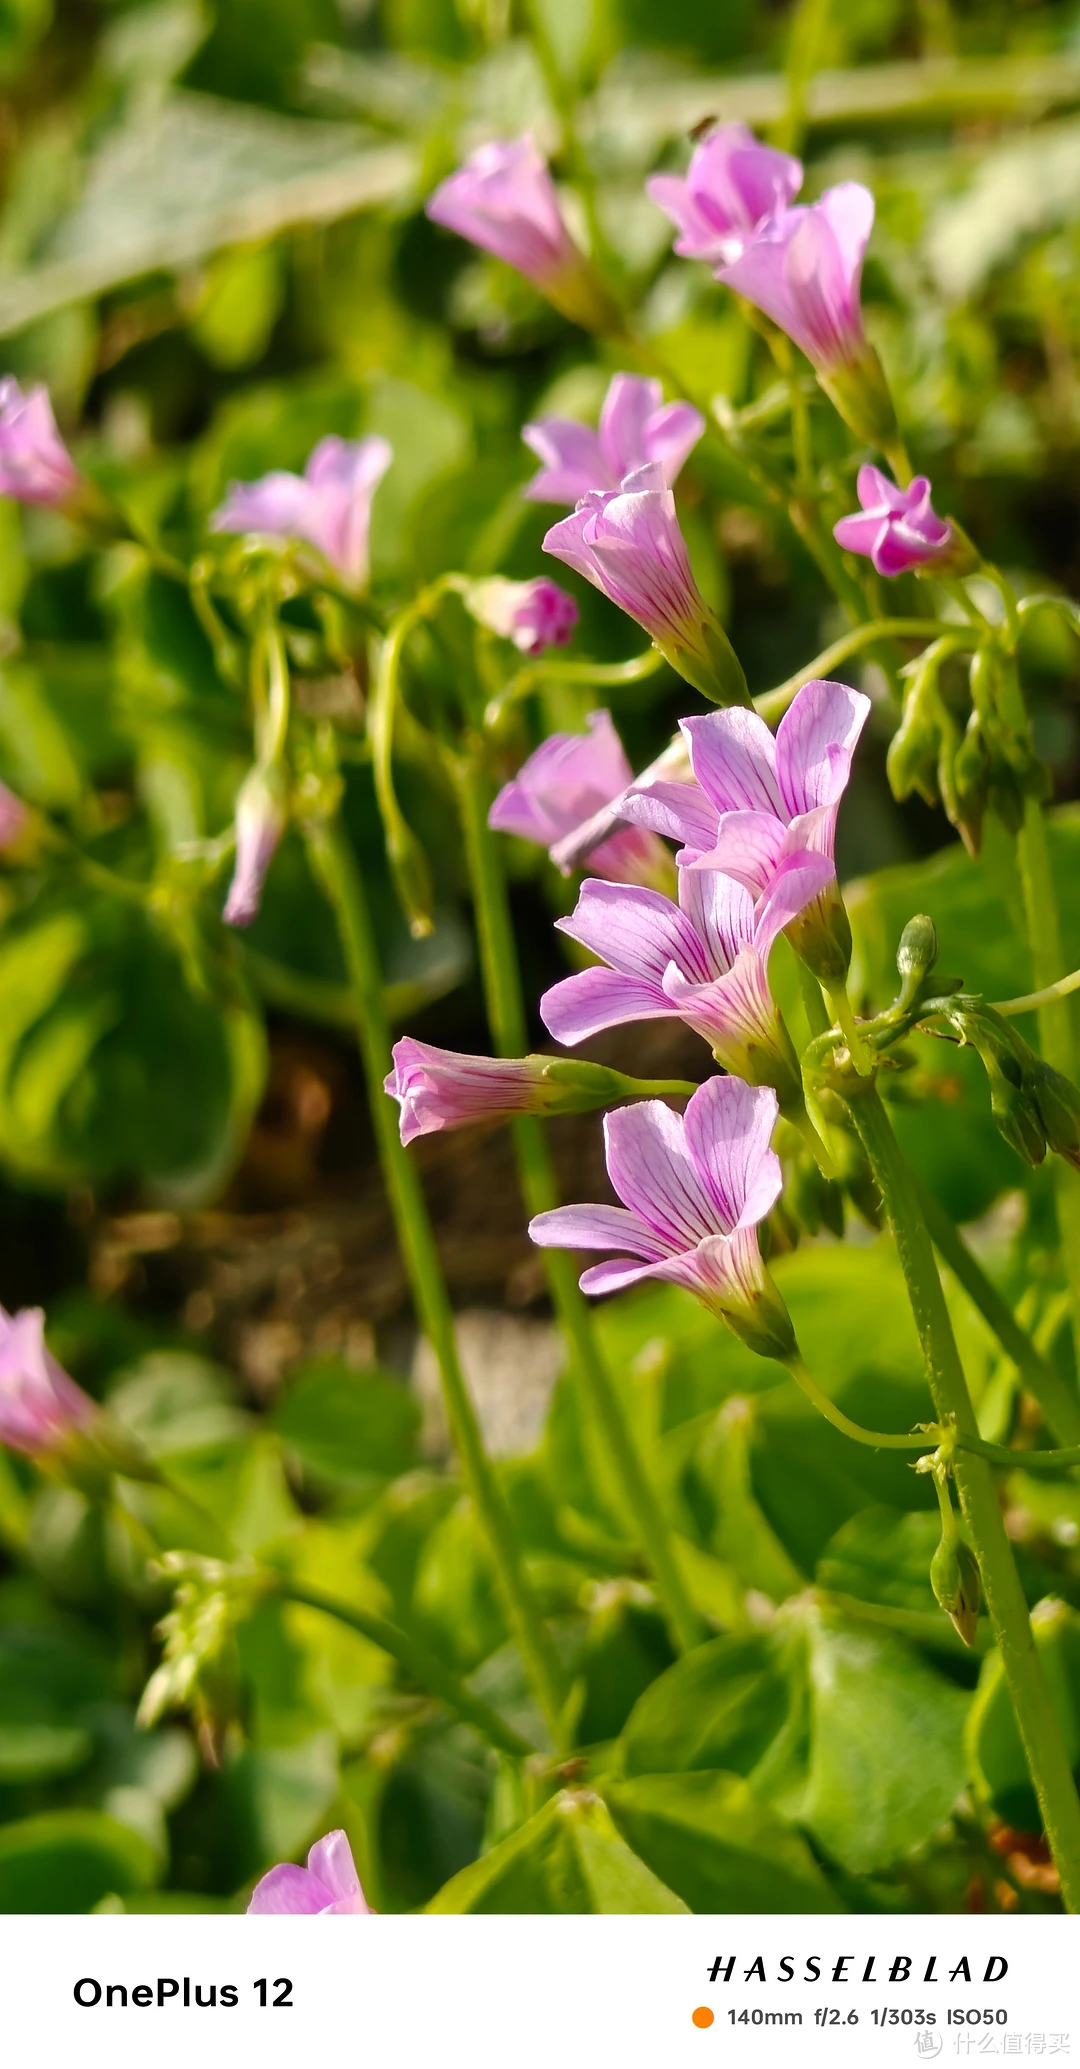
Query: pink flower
[
  {"left": 529, "top": 1076, "right": 795, "bottom": 1358},
  {"left": 385, "top": 1039, "right": 634, "bottom": 1143},
  {"left": 489, "top": 709, "right": 672, "bottom": 888},
  {"left": 522, "top": 373, "right": 704, "bottom": 505},
  {"left": 539, "top": 860, "right": 829, "bottom": 1107},
  {"left": 647, "top": 124, "right": 803, "bottom": 266},
  {"left": 0, "top": 779, "right": 29, "bottom": 850},
  {"left": 425, "top": 136, "right": 616, "bottom": 330},
  {"left": 464, "top": 575, "right": 578, "bottom": 655},
  {"left": 247, "top": 1830, "right": 372, "bottom": 1916},
  {"left": 211, "top": 436, "right": 392, "bottom": 591},
  {"left": 0, "top": 377, "right": 79, "bottom": 506},
  {"left": 620, "top": 678, "right": 869, "bottom": 982},
  {"left": 833, "top": 464, "right": 952, "bottom": 578},
  {"left": 223, "top": 766, "right": 287, "bottom": 928},
  {"left": 542, "top": 463, "right": 747, "bottom": 706},
  {"left": 0, "top": 1307, "right": 97, "bottom": 1455},
  {"left": 716, "top": 183, "right": 874, "bottom": 376}
]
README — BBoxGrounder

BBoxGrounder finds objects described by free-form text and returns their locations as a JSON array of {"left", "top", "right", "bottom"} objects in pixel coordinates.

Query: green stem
[
  {"left": 784, "top": 1354, "right": 933, "bottom": 1450},
  {"left": 484, "top": 646, "right": 664, "bottom": 727},
  {"left": 303, "top": 810, "right": 568, "bottom": 1747},
  {"left": 917, "top": 1180, "right": 1080, "bottom": 1446},
  {"left": 957, "top": 1435, "right": 1080, "bottom": 1474},
  {"left": 822, "top": 977, "right": 874, "bottom": 1078},
  {"left": 995, "top": 968, "right": 1080, "bottom": 1017},
  {"left": 275, "top": 1582, "right": 534, "bottom": 1756},
  {"left": 757, "top": 619, "right": 962, "bottom": 724},
  {"left": 456, "top": 754, "right": 704, "bottom": 1653},
  {"left": 845, "top": 1083, "right": 1080, "bottom": 1910}
]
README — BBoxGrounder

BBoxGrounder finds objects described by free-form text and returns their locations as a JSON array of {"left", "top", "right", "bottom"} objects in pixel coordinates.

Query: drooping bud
[
  {"left": 223, "top": 764, "right": 288, "bottom": 929},
  {"left": 895, "top": 913, "right": 938, "bottom": 1012},
  {"left": 984, "top": 1048, "right": 1047, "bottom": 1169},
  {"left": 1028, "top": 1061, "right": 1080, "bottom": 1172},
  {"left": 930, "top": 1535, "right": 981, "bottom": 1648}
]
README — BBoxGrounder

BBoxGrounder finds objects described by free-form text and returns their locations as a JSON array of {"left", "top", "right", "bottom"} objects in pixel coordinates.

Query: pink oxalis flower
[
  {"left": 0, "top": 376, "right": 79, "bottom": 506},
  {"left": 542, "top": 463, "right": 747, "bottom": 706},
  {"left": 425, "top": 136, "right": 615, "bottom": 331},
  {"left": 248, "top": 1830, "right": 372, "bottom": 1916},
  {"left": 833, "top": 464, "right": 952, "bottom": 578},
  {"left": 529, "top": 1075, "right": 795, "bottom": 1359},
  {"left": 716, "top": 182, "right": 874, "bottom": 378},
  {"left": 489, "top": 708, "right": 672, "bottom": 888},
  {"left": 464, "top": 575, "right": 578, "bottom": 655},
  {"left": 384, "top": 1039, "right": 632, "bottom": 1143},
  {"left": 0, "top": 1306, "right": 97, "bottom": 1456},
  {"left": 211, "top": 435, "right": 392, "bottom": 591},
  {"left": 223, "top": 765, "right": 287, "bottom": 929},
  {"left": 621, "top": 677, "right": 869, "bottom": 981},
  {"left": 522, "top": 372, "right": 704, "bottom": 505},
  {"left": 539, "top": 860, "right": 829, "bottom": 1108},
  {"left": 647, "top": 124, "right": 803, "bottom": 266}
]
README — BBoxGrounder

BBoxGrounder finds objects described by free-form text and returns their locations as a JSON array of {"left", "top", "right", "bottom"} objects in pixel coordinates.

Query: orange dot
[{"left": 691, "top": 2007, "right": 714, "bottom": 2029}]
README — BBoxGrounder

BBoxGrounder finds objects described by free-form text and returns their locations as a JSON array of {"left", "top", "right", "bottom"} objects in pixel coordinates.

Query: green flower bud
[
  {"left": 896, "top": 914, "right": 938, "bottom": 1011},
  {"left": 1029, "top": 1061, "right": 1080, "bottom": 1172},
  {"left": 930, "top": 1536, "right": 981, "bottom": 1648},
  {"left": 887, "top": 695, "right": 940, "bottom": 806},
  {"left": 985, "top": 1051, "right": 1047, "bottom": 1168}
]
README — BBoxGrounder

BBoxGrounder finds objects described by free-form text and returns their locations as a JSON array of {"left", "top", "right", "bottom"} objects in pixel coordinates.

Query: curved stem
[
  {"left": 822, "top": 977, "right": 874, "bottom": 1078},
  {"left": 485, "top": 646, "right": 664, "bottom": 726},
  {"left": 957, "top": 1435, "right": 1080, "bottom": 1474},
  {"left": 456, "top": 753, "right": 704, "bottom": 1654},
  {"left": 756, "top": 618, "right": 963, "bottom": 724},
  {"left": 995, "top": 967, "right": 1080, "bottom": 1017},
  {"left": 784, "top": 1353, "right": 934, "bottom": 1450},
  {"left": 303, "top": 809, "right": 568, "bottom": 1749},
  {"left": 845, "top": 1082, "right": 1080, "bottom": 1910},
  {"left": 275, "top": 1582, "right": 534, "bottom": 1757}
]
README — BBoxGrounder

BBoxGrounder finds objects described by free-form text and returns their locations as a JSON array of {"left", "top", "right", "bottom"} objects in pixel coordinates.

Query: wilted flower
[
  {"left": 543, "top": 463, "right": 748, "bottom": 706},
  {"left": 223, "top": 764, "right": 287, "bottom": 928},
  {"left": 834, "top": 465, "right": 952, "bottom": 578},
  {"left": 462, "top": 575, "right": 578, "bottom": 655},
  {"left": 489, "top": 708, "right": 672, "bottom": 888},
  {"left": 522, "top": 372, "right": 704, "bottom": 505},
  {"left": 647, "top": 124, "right": 803, "bottom": 266},
  {"left": 426, "top": 136, "right": 617, "bottom": 332},
  {"left": 385, "top": 1039, "right": 647, "bottom": 1143},
  {"left": 0, "top": 377, "right": 79, "bottom": 506},
  {"left": 211, "top": 435, "right": 392, "bottom": 591},
  {"left": 540, "top": 860, "right": 830, "bottom": 1109},
  {"left": 0, "top": 1306, "right": 97, "bottom": 1456},
  {"left": 248, "top": 1830, "right": 372, "bottom": 1916},
  {"left": 621, "top": 678, "right": 870, "bottom": 981},
  {"left": 529, "top": 1075, "right": 796, "bottom": 1359}
]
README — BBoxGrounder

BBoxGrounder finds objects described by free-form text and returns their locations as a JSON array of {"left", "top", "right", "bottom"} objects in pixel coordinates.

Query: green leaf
[
  {"left": 426, "top": 1790, "right": 688, "bottom": 1914},
  {"left": 0, "top": 1809, "right": 158, "bottom": 1911},
  {"left": 217, "top": 1734, "right": 340, "bottom": 1891},
  {"left": 272, "top": 1358, "right": 420, "bottom": 1484},
  {"left": 0, "top": 1722, "right": 93, "bottom": 1781},
  {"left": 574, "top": 1589, "right": 675, "bottom": 1746},
  {"left": 802, "top": 1609, "right": 969, "bottom": 1874},
  {"left": 817, "top": 1508, "right": 948, "bottom": 1617},
  {"left": 967, "top": 1598, "right": 1080, "bottom": 1830},
  {"left": 618, "top": 1631, "right": 792, "bottom": 1781},
  {"left": 604, "top": 1772, "right": 843, "bottom": 1915}
]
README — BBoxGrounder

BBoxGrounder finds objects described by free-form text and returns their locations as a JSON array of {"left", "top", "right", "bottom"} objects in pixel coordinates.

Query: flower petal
[
  {"left": 529, "top": 1202, "right": 668, "bottom": 1260},
  {"left": 676, "top": 867, "right": 757, "bottom": 974},
  {"left": 307, "top": 1830, "right": 366, "bottom": 1906},
  {"left": 555, "top": 877, "right": 711, "bottom": 984},
  {"left": 247, "top": 1865, "right": 329, "bottom": 1916},
  {"left": 680, "top": 709, "right": 783, "bottom": 817},
  {"left": 603, "top": 1099, "right": 718, "bottom": 1247},
  {"left": 599, "top": 373, "right": 664, "bottom": 479},
  {"left": 522, "top": 416, "right": 610, "bottom": 504},
  {"left": 775, "top": 677, "right": 871, "bottom": 817},
  {"left": 540, "top": 968, "right": 673, "bottom": 1046},
  {"left": 682, "top": 1075, "right": 782, "bottom": 1231},
  {"left": 619, "top": 777, "right": 720, "bottom": 852},
  {"left": 752, "top": 851, "right": 836, "bottom": 957},
  {"left": 680, "top": 810, "right": 787, "bottom": 896}
]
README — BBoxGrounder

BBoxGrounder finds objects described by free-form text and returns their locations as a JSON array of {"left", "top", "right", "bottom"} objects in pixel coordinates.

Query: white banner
[{"left": 1, "top": 1913, "right": 1075, "bottom": 2069}]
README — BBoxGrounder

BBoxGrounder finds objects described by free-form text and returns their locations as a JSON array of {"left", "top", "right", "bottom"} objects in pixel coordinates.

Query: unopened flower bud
[
  {"left": 462, "top": 575, "right": 578, "bottom": 657},
  {"left": 385, "top": 1042, "right": 671, "bottom": 1144},
  {"left": 1029, "top": 1061, "right": 1080, "bottom": 1172},
  {"left": 886, "top": 690, "right": 940, "bottom": 806},
  {"left": 930, "top": 1535, "right": 981, "bottom": 1648},
  {"left": 223, "top": 764, "right": 287, "bottom": 929},
  {"left": 896, "top": 913, "right": 938, "bottom": 1010},
  {"left": 985, "top": 1051, "right": 1047, "bottom": 1168}
]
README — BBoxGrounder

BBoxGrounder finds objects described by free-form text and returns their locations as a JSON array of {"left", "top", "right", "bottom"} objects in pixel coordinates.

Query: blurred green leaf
[
  {"left": 0, "top": 1809, "right": 158, "bottom": 1911},
  {"left": 604, "top": 1771, "right": 843, "bottom": 1914},
  {"left": 427, "top": 1790, "right": 688, "bottom": 1913},
  {"left": 272, "top": 1358, "right": 420, "bottom": 1484},
  {"left": 618, "top": 1631, "right": 791, "bottom": 1781},
  {"left": 967, "top": 1598, "right": 1080, "bottom": 1830}
]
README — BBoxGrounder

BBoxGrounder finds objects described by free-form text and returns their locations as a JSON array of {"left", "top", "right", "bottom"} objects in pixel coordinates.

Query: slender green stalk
[
  {"left": 996, "top": 967, "right": 1080, "bottom": 1016},
  {"left": 455, "top": 755, "right": 704, "bottom": 1653},
  {"left": 957, "top": 1435, "right": 1080, "bottom": 1474},
  {"left": 784, "top": 1354, "right": 933, "bottom": 1450},
  {"left": 275, "top": 1581, "right": 534, "bottom": 1756},
  {"left": 822, "top": 977, "right": 874, "bottom": 1077},
  {"left": 756, "top": 618, "right": 962, "bottom": 724},
  {"left": 917, "top": 1180, "right": 1080, "bottom": 1446},
  {"left": 846, "top": 1083, "right": 1080, "bottom": 1909},
  {"left": 303, "top": 811, "right": 567, "bottom": 1747},
  {"left": 485, "top": 646, "right": 664, "bottom": 726}
]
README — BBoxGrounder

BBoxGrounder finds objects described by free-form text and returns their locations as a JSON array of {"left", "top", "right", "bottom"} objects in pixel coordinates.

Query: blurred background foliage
[{"left": 3, "top": 0, "right": 1080, "bottom": 1912}]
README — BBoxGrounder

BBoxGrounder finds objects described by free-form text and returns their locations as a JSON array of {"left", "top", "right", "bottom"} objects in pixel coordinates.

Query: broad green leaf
[
  {"left": 967, "top": 1598, "right": 1080, "bottom": 1830},
  {"left": 604, "top": 1772, "right": 843, "bottom": 1914},
  {"left": 617, "top": 1631, "right": 792, "bottom": 1781},
  {"left": 272, "top": 1358, "right": 421, "bottom": 1484},
  {"left": 818, "top": 1508, "right": 951, "bottom": 1620},
  {"left": 426, "top": 1790, "right": 688, "bottom": 1914},
  {"left": 219, "top": 1734, "right": 339, "bottom": 1890},
  {"left": 574, "top": 1589, "right": 675, "bottom": 1746},
  {"left": 802, "top": 1609, "right": 969, "bottom": 1874},
  {"left": 0, "top": 1809, "right": 158, "bottom": 1911}
]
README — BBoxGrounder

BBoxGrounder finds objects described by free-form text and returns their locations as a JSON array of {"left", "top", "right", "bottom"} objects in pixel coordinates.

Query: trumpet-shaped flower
[
  {"left": 833, "top": 464, "right": 952, "bottom": 578},
  {"left": 247, "top": 1831, "right": 372, "bottom": 1916},
  {"left": 522, "top": 373, "right": 704, "bottom": 505},
  {"left": 647, "top": 124, "right": 803, "bottom": 267},
  {"left": 223, "top": 765, "right": 287, "bottom": 929},
  {"left": 489, "top": 709, "right": 672, "bottom": 888},
  {"left": 716, "top": 183, "right": 873, "bottom": 377},
  {"left": 543, "top": 464, "right": 747, "bottom": 705},
  {"left": 0, "top": 1307, "right": 97, "bottom": 1455},
  {"left": 425, "top": 136, "right": 615, "bottom": 331},
  {"left": 463, "top": 575, "right": 578, "bottom": 655},
  {"left": 540, "top": 860, "right": 830, "bottom": 1107},
  {"left": 529, "top": 1076, "right": 795, "bottom": 1358},
  {"left": 211, "top": 435, "right": 392, "bottom": 591},
  {"left": 0, "top": 378, "right": 79, "bottom": 506},
  {"left": 385, "top": 1040, "right": 639, "bottom": 1143},
  {"left": 620, "top": 678, "right": 869, "bottom": 979}
]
